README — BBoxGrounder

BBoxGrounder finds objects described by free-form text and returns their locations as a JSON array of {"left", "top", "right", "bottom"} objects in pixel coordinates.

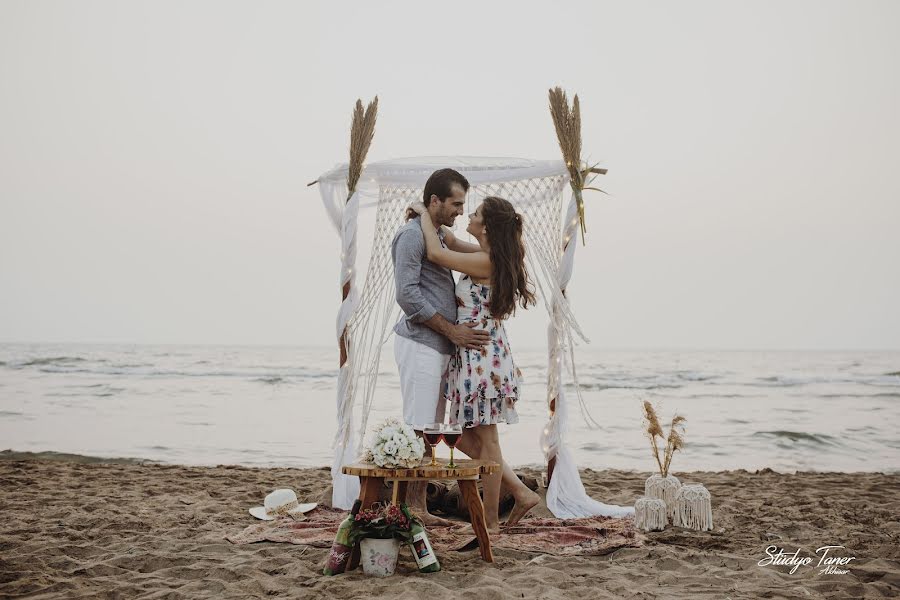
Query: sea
[{"left": 1, "top": 343, "right": 898, "bottom": 474}]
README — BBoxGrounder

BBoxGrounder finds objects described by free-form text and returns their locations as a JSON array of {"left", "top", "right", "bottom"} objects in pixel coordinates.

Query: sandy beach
[{"left": 0, "top": 452, "right": 897, "bottom": 599}]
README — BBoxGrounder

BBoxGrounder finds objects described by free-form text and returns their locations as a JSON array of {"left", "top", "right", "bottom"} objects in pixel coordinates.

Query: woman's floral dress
[{"left": 445, "top": 274, "right": 522, "bottom": 428}]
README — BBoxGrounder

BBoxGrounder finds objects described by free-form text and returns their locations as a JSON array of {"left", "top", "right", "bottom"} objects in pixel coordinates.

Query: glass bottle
[
  {"left": 323, "top": 499, "right": 362, "bottom": 575},
  {"left": 404, "top": 505, "right": 440, "bottom": 573}
]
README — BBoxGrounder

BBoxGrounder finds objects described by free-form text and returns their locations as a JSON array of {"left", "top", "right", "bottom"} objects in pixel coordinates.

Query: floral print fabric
[{"left": 445, "top": 275, "right": 521, "bottom": 428}]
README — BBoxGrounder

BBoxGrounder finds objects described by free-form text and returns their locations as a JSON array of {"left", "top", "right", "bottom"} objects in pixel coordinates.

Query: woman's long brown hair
[{"left": 482, "top": 196, "right": 536, "bottom": 320}]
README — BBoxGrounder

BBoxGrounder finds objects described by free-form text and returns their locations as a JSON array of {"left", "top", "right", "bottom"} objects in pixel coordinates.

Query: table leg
[
  {"left": 384, "top": 480, "right": 409, "bottom": 506},
  {"left": 458, "top": 480, "right": 494, "bottom": 563},
  {"left": 348, "top": 476, "right": 383, "bottom": 571},
  {"left": 359, "top": 476, "right": 383, "bottom": 510}
]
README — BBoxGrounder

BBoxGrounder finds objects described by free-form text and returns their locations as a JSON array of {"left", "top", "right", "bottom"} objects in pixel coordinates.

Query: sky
[{"left": 1, "top": 0, "right": 898, "bottom": 350}]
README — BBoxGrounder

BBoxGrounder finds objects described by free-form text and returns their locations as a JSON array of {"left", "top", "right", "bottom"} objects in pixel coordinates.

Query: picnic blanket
[{"left": 227, "top": 508, "right": 642, "bottom": 556}]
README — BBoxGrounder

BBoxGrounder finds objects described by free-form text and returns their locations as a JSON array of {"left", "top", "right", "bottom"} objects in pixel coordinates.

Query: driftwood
[
  {"left": 426, "top": 481, "right": 450, "bottom": 506},
  {"left": 427, "top": 475, "right": 539, "bottom": 518}
]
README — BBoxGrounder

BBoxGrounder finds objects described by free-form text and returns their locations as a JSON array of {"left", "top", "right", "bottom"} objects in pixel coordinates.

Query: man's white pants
[{"left": 393, "top": 334, "right": 450, "bottom": 430}]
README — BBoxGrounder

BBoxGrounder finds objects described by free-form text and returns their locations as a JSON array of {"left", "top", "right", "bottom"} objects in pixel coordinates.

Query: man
[{"left": 391, "top": 168, "right": 489, "bottom": 525}]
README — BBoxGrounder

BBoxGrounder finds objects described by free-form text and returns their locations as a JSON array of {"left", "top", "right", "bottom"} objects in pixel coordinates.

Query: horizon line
[{"left": 1, "top": 340, "right": 898, "bottom": 353}]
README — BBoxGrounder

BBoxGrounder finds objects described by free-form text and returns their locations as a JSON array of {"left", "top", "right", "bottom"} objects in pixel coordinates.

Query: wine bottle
[
  {"left": 323, "top": 499, "right": 362, "bottom": 576},
  {"left": 403, "top": 505, "right": 440, "bottom": 573}
]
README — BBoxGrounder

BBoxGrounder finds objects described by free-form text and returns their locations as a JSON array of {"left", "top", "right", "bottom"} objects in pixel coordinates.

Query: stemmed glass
[
  {"left": 422, "top": 423, "right": 443, "bottom": 467},
  {"left": 442, "top": 424, "right": 463, "bottom": 468}
]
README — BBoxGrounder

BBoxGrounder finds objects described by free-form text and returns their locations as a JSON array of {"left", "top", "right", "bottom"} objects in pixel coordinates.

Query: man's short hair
[{"left": 423, "top": 168, "right": 470, "bottom": 206}]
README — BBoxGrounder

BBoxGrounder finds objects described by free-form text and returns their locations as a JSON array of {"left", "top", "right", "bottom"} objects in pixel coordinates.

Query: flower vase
[
  {"left": 360, "top": 537, "right": 401, "bottom": 577},
  {"left": 645, "top": 474, "right": 681, "bottom": 521}
]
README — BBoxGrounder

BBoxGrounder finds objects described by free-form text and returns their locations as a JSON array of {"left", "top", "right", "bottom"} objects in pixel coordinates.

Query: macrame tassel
[
  {"left": 673, "top": 483, "right": 713, "bottom": 531},
  {"left": 645, "top": 474, "right": 681, "bottom": 521},
  {"left": 634, "top": 497, "right": 667, "bottom": 532}
]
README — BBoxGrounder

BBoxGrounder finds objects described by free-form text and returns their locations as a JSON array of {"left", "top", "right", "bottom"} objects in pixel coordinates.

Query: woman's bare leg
[
  {"left": 455, "top": 428, "right": 481, "bottom": 459},
  {"left": 501, "top": 460, "right": 540, "bottom": 525},
  {"left": 467, "top": 425, "right": 502, "bottom": 533},
  {"left": 457, "top": 427, "right": 537, "bottom": 525}
]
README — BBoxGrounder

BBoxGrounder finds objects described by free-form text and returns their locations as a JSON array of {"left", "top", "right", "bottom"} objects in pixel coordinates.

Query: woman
[{"left": 411, "top": 196, "right": 540, "bottom": 532}]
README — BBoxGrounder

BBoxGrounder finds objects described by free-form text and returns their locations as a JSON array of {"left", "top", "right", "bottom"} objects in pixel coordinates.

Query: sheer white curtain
[
  {"left": 318, "top": 173, "right": 361, "bottom": 509},
  {"left": 539, "top": 192, "right": 634, "bottom": 518}
]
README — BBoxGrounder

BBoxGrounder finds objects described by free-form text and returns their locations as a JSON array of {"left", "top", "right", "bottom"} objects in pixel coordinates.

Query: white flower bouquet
[{"left": 363, "top": 418, "right": 425, "bottom": 468}]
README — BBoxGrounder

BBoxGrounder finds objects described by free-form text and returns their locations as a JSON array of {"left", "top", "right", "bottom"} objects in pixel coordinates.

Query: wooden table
[{"left": 341, "top": 459, "right": 500, "bottom": 565}]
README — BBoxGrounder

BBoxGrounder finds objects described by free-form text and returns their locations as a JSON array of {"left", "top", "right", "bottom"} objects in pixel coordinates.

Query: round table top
[{"left": 341, "top": 458, "right": 499, "bottom": 480}]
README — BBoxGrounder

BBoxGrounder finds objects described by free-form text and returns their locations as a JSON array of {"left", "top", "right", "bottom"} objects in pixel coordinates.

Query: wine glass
[
  {"left": 422, "top": 423, "right": 443, "bottom": 467},
  {"left": 441, "top": 424, "right": 463, "bottom": 468}
]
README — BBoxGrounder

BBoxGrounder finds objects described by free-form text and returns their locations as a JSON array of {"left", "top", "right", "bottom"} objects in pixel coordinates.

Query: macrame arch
[{"left": 312, "top": 93, "right": 633, "bottom": 520}]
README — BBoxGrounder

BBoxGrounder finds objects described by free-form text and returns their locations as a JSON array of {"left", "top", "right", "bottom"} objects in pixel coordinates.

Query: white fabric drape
[
  {"left": 319, "top": 179, "right": 362, "bottom": 509},
  {"left": 542, "top": 191, "right": 634, "bottom": 519}
]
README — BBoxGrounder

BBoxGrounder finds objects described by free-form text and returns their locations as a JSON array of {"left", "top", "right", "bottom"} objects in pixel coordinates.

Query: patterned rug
[{"left": 227, "top": 508, "right": 643, "bottom": 556}]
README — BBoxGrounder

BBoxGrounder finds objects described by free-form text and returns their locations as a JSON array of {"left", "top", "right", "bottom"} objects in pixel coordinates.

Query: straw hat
[{"left": 249, "top": 489, "right": 317, "bottom": 521}]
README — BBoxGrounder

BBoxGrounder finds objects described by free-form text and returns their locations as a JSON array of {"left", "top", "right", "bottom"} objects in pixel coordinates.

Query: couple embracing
[{"left": 392, "top": 168, "right": 540, "bottom": 533}]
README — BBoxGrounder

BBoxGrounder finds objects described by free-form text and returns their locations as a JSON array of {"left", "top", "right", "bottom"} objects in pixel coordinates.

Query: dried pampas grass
[
  {"left": 642, "top": 401, "right": 686, "bottom": 477},
  {"left": 548, "top": 87, "right": 609, "bottom": 244},
  {"left": 347, "top": 96, "right": 378, "bottom": 197},
  {"left": 662, "top": 414, "right": 686, "bottom": 477},
  {"left": 548, "top": 87, "right": 583, "bottom": 186},
  {"left": 548, "top": 87, "right": 587, "bottom": 243},
  {"left": 642, "top": 401, "right": 665, "bottom": 476}
]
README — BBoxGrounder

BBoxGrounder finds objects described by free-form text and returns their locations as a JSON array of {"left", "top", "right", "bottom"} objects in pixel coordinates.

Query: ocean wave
[
  {"left": 754, "top": 376, "right": 803, "bottom": 387},
  {"left": 13, "top": 356, "right": 97, "bottom": 368},
  {"left": 579, "top": 442, "right": 613, "bottom": 452},
  {"left": 45, "top": 384, "right": 126, "bottom": 398},
  {"left": 750, "top": 374, "right": 900, "bottom": 388},
  {"left": 572, "top": 382, "right": 683, "bottom": 391},
  {"left": 0, "top": 450, "right": 154, "bottom": 464},
  {"left": 885, "top": 371, "right": 900, "bottom": 377},
  {"left": 844, "top": 426, "right": 878, "bottom": 433},
  {"left": 569, "top": 370, "right": 724, "bottom": 390},
  {"left": 816, "top": 392, "right": 900, "bottom": 399},
  {"left": 31, "top": 366, "right": 335, "bottom": 381},
  {"left": 753, "top": 430, "right": 839, "bottom": 445},
  {"left": 687, "top": 393, "right": 764, "bottom": 399},
  {"left": 675, "top": 371, "right": 721, "bottom": 381}
]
